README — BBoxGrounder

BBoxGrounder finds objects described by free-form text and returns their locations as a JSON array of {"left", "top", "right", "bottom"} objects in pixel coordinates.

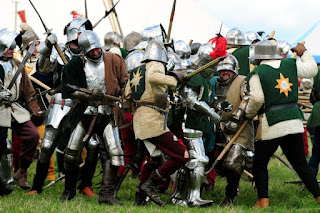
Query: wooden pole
[
  {"left": 28, "top": 75, "right": 51, "bottom": 90},
  {"left": 111, "top": 0, "right": 123, "bottom": 36},
  {"left": 166, "top": 0, "right": 177, "bottom": 43},
  {"left": 102, "top": 0, "right": 117, "bottom": 32}
]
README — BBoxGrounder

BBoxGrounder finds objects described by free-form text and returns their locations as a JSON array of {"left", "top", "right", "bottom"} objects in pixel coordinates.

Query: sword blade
[{"left": 7, "top": 39, "right": 36, "bottom": 90}]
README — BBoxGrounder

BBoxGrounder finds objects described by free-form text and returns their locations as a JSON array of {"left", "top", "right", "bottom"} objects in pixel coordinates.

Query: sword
[
  {"left": 28, "top": 0, "right": 68, "bottom": 65},
  {"left": 93, "top": 0, "right": 120, "bottom": 29},
  {"left": 6, "top": 39, "right": 36, "bottom": 90},
  {"left": 273, "top": 153, "right": 297, "bottom": 174}
]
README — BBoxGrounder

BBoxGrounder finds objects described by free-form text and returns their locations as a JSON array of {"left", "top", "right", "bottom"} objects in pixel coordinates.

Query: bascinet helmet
[
  {"left": 104, "top": 32, "right": 123, "bottom": 50},
  {"left": 226, "top": 28, "right": 246, "bottom": 46},
  {"left": 217, "top": 54, "right": 239, "bottom": 74},
  {"left": 142, "top": 39, "right": 167, "bottom": 63},
  {"left": 78, "top": 30, "right": 102, "bottom": 61},
  {"left": 64, "top": 18, "right": 93, "bottom": 43},
  {"left": 123, "top": 31, "right": 142, "bottom": 52}
]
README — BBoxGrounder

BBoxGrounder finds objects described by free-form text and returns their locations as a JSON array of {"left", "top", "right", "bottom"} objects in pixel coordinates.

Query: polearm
[
  {"left": 102, "top": 0, "right": 117, "bottom": 32},
  {"left": 186, "top": 56, "right": 226, "bottom": 79},
  {"left": 166, "top": 0, "right": 177, "bottom": 43},
  {"left": 110, "top": 0, "right": 123, "bottom": 36},
  {"left": 28, "top": 0, "right": 68, "bottom": 65},
  {"left": 84, "top": 0, "right": 88, "bottom": 19},
  {"left": 205, "top": 120, "right": 249, "bottom": 175},
  {"left": 93, "top": 0, "right": 120, "bottom": 29}
]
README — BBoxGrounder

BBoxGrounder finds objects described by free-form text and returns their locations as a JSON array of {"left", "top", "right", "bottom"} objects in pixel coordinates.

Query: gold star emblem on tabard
[
  {"left": 130, "top": 67, "right": 143, "bottom": 92},
  {"left": 275, "top": 73, "right": 293, "bottom": 97}
]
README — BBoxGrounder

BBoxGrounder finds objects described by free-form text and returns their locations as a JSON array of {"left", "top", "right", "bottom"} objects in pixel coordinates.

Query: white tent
[
  {"left": 290, "top": 19, "right": 320, "bottom": 63},
  {"left": 1, "top": 0, "right": 228, "bottom": 45}
]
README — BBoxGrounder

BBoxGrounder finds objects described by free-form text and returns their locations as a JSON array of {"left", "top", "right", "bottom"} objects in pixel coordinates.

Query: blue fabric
[{"left": 308, "top": 126, "right": 320, "bottom": 169}]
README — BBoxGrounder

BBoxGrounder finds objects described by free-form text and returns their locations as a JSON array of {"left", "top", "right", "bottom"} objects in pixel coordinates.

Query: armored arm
[{"left": 182, "top": 88, "right": 220, "bottom": 124}]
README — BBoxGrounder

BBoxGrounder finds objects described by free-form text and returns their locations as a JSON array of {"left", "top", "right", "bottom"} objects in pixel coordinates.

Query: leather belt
[
  {"left": 264, "top": 103, "right": 298, "bottom": 113},
  {"left": 136, "top": 102, "right": 165, "bottom": 114}
]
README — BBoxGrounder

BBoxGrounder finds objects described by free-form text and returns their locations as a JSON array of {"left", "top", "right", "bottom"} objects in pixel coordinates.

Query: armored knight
[
  {"left": 61, "top": 30, "right": 128, "bottom": 204},
  {"left": 226, "top": 28, "right": 251, "bottom": 76},
  {"left": 0, "top": 28, "right": 42, "bottom": 191},
  {"left": 169, "top": 45, "right": 220, "bottom": 207},
  {"left": 211, "top": 55, "right": 254, "bottom": 206},
  {"left": 28, "top": 18, "right": 99, "bottom": 197}
]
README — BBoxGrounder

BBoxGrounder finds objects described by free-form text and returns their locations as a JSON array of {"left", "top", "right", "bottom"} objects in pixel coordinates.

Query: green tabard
[
  {"left": 232, "top": 46, "right": 250, "bottom": 76},
  {"left": 247, "top": 58, "right": 304, "bottom": 126}
]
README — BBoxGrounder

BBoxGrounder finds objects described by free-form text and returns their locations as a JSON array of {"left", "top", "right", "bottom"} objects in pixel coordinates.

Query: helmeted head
[
  {"left": 78, "top": 30, "right": 102, "bottom": 62},
  {"left": 0, "top": 28, "right": 22, "bottom": 58},
  {"left": 142, "top": 39, "right": 167, "bottom": 63},
  {"left": 217, "top": 54, "right": 239, "bottom": 83},
  {"left": 64, "top": 18, "right": 92, "bottom": 43},
  {"left": 226, "top": 28, "right": 246, "bottom": 46},
  {"left": 174, "top": 40, "right": 191, "bottom": 59},
  {"left": 191, "top": 44, "right": 216, "bottom": 78},
  {"left": 123, "top": 31, "right": 142, "bottom": 52},
  {"left": 125, "top": 49, "right": 145, "bottom": 73},
  {"left": 141, "top": 24, "right": 166, "bottom": 43},
  {"left": 249, "top": 40, "right": 282, "bottom": 60},
  {"left": 167, "top": 52, "right": 185, "bottom": 71},
  {"left": 133, "top": 41, "right": 149, "bottom": 51},
  {"left": 21, "top": 29, "right": 39, "bottom": 51},
  {"left": 104, "top": 32, "right": 123, "bottom": 51},
  {"left": 244, "top": 31, "right": 261, "bottom": 45}
]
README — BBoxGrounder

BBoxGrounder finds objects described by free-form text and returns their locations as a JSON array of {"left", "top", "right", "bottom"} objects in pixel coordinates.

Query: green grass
[{"left": 1, "top": 149, "right": 320, "bottom": 212}]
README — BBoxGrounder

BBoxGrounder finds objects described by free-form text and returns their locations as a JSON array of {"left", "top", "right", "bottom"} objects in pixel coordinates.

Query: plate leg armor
[
  {"left": 38, "top": 127, "right": 59, "bottom": 164},
  {"left": 103, "top": 122, "right": 124, "bottom": 166},
  {"left": 185, "top": 137, "right": 213, "bottom": 207},
  {"left": 64, "top": 122, "right": 86, "bottom": 171},
  {"left": 223, "top": 143, "right": 246, "bottom": 175},
  {"left": 1, "top": 139, "right": 14, "bottom": 184},
  {"left": 1, "top": 154, "right": 14, "bottom": 184},
  {"left": 170, "top": 168, "right": 189, "bottom": 206}
]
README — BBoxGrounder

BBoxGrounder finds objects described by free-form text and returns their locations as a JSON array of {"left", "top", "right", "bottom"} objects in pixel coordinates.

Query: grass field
[{"left": 1, "top": 148, "right": 320, "bottom": 213}]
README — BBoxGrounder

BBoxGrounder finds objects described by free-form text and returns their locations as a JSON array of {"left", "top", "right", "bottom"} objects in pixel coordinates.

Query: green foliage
[{"left": 1, "top": 151, "right": 320, "bottom": 212}]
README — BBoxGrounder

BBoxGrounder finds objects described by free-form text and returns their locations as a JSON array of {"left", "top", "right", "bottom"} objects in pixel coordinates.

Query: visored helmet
[
  {"left": 123, "top": 31, "right": 142, "bottom": 52},
  {"left": 226, "top": 28, "right": 246, "bottom": 46},
  {"left": 64, "top": 18, "right": 93, "bottom": 43},
  {"left": 0, "top": 28, "right": 22, "bottom": 57},
  {"left": 217, "top": 54, "right": 239, "bottom": 74},
  {"left": 142, "top": 39, "right": 167, "bottom": 63},
  {"left": 174, "top": 40, "right": 191, "bottom": 59},
  {"left": 78, "top": 30, "right": 102, "bottom": 55},
  {"left": 104, "top": 32, "right": 123, "bottom": 50},
  {"left": 249, "top": 40, "right": 282, "bottom": 60}
]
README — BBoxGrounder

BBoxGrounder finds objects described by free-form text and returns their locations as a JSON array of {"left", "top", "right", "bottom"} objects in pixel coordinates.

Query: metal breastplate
[
  {"left": 0, "top": 60, "right": 18, "bottom": 101},
  {"left": 84, "top": 57, "right": 106, "bottom": 92},
  {"left": 84, "top": 57, "right": 111, "bottom": 115},
  {"left": 212, "top": 82, "right": 232, "bottom": 110},
  {"left": 0, "top": 60, "right": 13, "bottom": 81}
]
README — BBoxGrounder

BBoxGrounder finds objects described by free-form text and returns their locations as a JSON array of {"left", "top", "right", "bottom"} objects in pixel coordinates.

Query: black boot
[
  {"left": 59, "top": 169, "right": 78, "bottom": 201},
  {"left": 0, "top": 166, "right": 13, "bottom": 196},
  {"left": 98, "top": 160, "right": 123, "bottom": 206},
  {"left": 140, "top": 170, "right": 166, "bottom": 207},
  {"left": 135, "top": 183, "right": 148, "bottom": 206},
  {"left": 220, "top": 196, "right": 235, "bottom": 207},
  {"left": 29, "top": 160, "right": 51, "bottom": 194}
]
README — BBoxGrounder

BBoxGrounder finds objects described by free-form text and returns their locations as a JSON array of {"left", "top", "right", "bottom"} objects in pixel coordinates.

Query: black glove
[{"left": 91, "top": 88, "right": 104, "bottom": 101}]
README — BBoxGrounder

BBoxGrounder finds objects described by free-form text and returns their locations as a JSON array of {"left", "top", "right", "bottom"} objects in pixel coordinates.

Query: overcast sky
[{"left": 1, "top": 0, "right": 319, "bottom": 46}]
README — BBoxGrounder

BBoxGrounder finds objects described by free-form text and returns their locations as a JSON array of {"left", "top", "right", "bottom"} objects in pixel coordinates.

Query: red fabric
[
  {"left": 206, "top": 168, "right": 216, "bottom": 185},
  {"left": 18, "top": 10, "right": 26, "bottom": 23},
  {"left": 119, "top": 112, "right": 137, "bottom": 177},
  {"left": 11, "top": 131, "right": 22, "bottom": 173},
  {"left": 208, "top": 36, "right": 228, "bottom": 59},
  {"left": 303, "top": 127, "right": 309, "bottom": 155}
]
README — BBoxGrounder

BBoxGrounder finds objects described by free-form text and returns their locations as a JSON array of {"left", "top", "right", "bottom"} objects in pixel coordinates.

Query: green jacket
[{"left": 307, "top": 67, "right": 320, "bottom": 128}]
